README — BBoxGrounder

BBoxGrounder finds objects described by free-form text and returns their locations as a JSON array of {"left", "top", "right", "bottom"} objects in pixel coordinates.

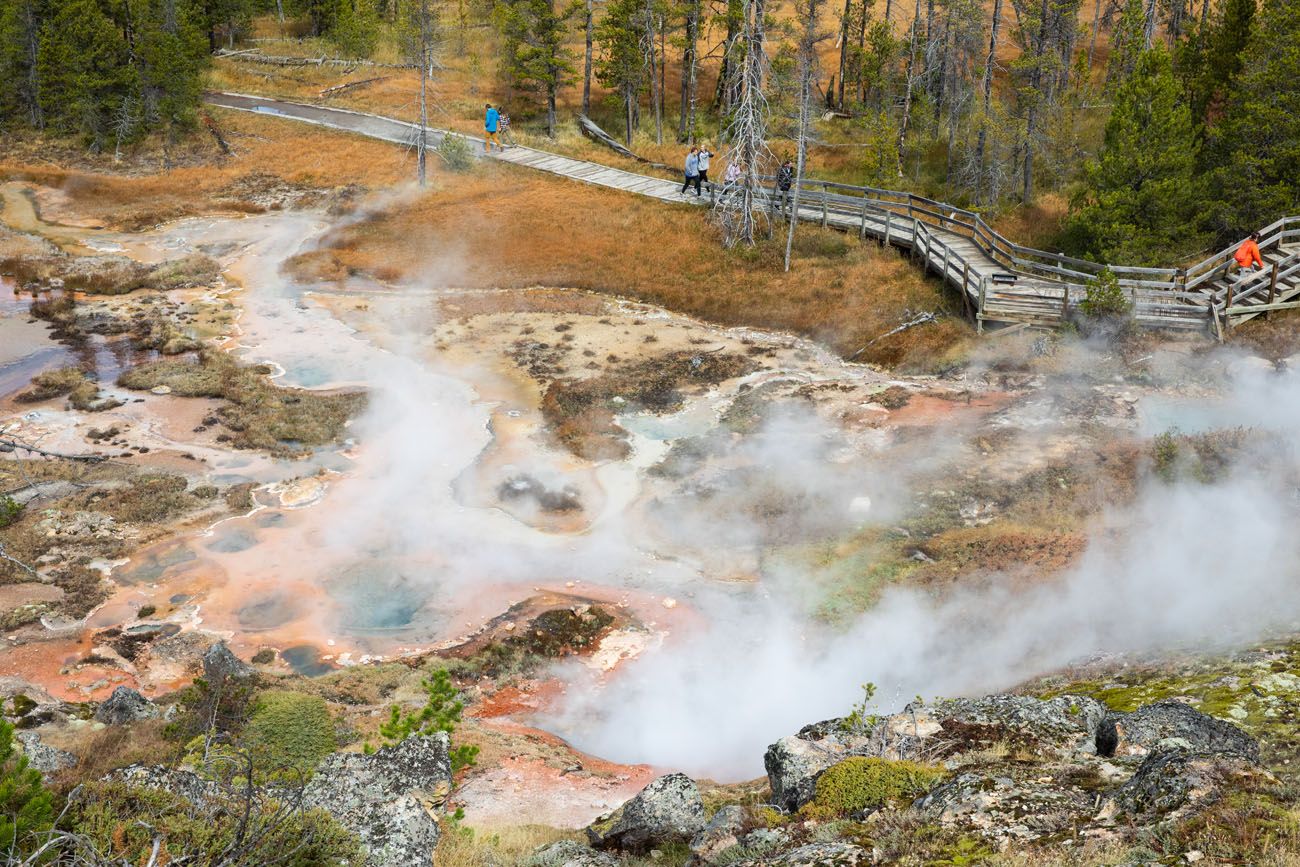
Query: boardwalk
[{"left": 206, "top": 92, "right": 1300, "bottom": 336}]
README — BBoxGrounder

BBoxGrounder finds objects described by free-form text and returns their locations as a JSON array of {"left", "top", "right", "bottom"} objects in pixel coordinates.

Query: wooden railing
[{"left": 731, "top": 175, "right": 1300, "bottom": 333}]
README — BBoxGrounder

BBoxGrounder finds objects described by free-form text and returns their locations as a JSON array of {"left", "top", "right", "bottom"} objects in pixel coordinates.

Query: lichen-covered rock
[
  {"left": 523, "top": 840, "right": 620, "bottom": 867},
  {"left": 764, "top": 695, "right": 1105, "bottom": 812},
  {"left": 730, "top": 841, "right": 869, "bottom": 866},
  {"left": 303, "top": 733, "right": 452, "bottom": 867},
  {"left": 1106, "top": 748, "right": 1258, "bottom": 818},
  {"left": 16, "top": 731, "right": 76, "bottom": 774},
  {"left": 690, "top": 804, "right": 750, "bottom": 863},
  {"left": 916, "top": 769, "right": 1100, "bottom": 842},
  {"left": 105, "top": 764, "right": 225, "bottom": 809},
  {"left": 588, "top": 772, "right": 706, "bottom": 853},
  {"left": 93, "top": 686, "right": 159, "bottom": 725},
  {"left": 1097, "top": 700, "right": 1259, "bottom": 762},
  {"left": 203, "top": 641, "right": 253, "bottom": 682}
]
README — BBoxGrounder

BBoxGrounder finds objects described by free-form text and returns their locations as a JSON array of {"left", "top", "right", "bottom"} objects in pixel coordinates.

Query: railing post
[
  {"left": 1062, "top": 285, "right": 1070, "bottom": 319},
  {"left": 961, "top": 262, "right": 973, "bottom": 320},
  {"left": 1267, "top": 261, "right": 1280, "bottom": 318},
  {"left": 977, "top": 275, "right": 988, "bottom": 334},
  {"left": 911, "top": 219, "right": 919, "bottom": 263},
  {"left": 710, "top": 181, "right": 716, "bottom": 208},
  {"left": 821, "top": 189, "right": 828, "bottom": 227},
  {"left": 884, "top": 212, "right": 892, "bottom": 248},
  {"left": 942, "top": 243, "right": 950, "bottom": 281},
  {"left": 859, "top": 201, "right": 869, "bottom": 239}
]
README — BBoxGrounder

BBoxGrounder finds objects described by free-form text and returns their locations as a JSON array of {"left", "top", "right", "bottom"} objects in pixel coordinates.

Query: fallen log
[
  {"left": 201, "top": 112, "right": 232, "bottom": 155},
  {"left": 576, "top": 115, "right": 666, "bottom": 169},
  {"left": 848, "top": 311, "right": 938, "bottom": 358},
  {"left": 320, "top": 76, "right": 389, "bottom": 97},
  {"left": 215, "top": 50, "right": 413, "bottom": 70}
]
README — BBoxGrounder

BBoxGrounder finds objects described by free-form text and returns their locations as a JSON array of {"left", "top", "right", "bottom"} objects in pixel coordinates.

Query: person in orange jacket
[{"left": 1232, "top": 232, "right": 1263, "bottom": 278}]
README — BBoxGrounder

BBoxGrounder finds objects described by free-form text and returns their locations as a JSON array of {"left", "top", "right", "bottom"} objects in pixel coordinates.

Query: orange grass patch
[{"left": 286, "top": 161, "right": 973, "bottom": 369}]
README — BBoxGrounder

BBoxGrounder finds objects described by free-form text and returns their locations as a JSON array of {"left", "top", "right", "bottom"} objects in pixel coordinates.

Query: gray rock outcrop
[
  {"left": 203, "top": 641, "right": 253, "bottom": 682},
  {"left": 1108, "top": 747, "right": 1259, "bottom": 817},
  {"left": 16, "top": 731, "right": 76, "bottom": 774},
  {"left": 764, "top": 694, "right": 1106, "bottom": 811},
  {"left": 1096, "top": 699, "right": 1260, "bottom": 761},
  {"left": 730, "top": 842, "right": 870, "bottom": 866},
  {"left": 690, "top": 805, "right": 750, "bottom": 863},
  {"left": 588, "top": 772, "right": 707, "bottom": 853},
  {"left": 93, "top": 686, "right": 159, "bottom": 725},
  {"left": 523, "top": 840, "right": 620, "bottom": 867},
  {"left": 303, "top": 733, "right": 452, "bottom": 867}
]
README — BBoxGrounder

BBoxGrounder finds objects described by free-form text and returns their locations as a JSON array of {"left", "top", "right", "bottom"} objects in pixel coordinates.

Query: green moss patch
[
  {"left": 801, "top": 758, "right": 946, "bottom": 820},
  {"left": 243, "top": 690, "right": 338, "bottom": 776}
]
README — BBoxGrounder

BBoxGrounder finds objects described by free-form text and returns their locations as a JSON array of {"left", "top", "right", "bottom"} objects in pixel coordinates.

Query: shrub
[
  {"left": 69, "top": 780, "right": 360, "bottom": 866},
  {"left": 0, "top": 718, "right": 56, "bottom": 855},
  {"left": 438, "top": 134, "right": 474, "bottom": 172},
  {"left": 0, "top": 496, "right": 22, "bottom": 530},
  {"left": 1079, "top": 267, "right": 1133, "bottom": 319},
  {"left": 1151, "top": 430, "right": 1179, "bottom": 482},
  {"left": 243, "top": 690, "right": 338, "bottom": 777},
  {"left": 378, "top": 668, "right": 478, "bottom": 772},
  {"left": 800, "top": 757, "right": 946, "bottom": 820}
]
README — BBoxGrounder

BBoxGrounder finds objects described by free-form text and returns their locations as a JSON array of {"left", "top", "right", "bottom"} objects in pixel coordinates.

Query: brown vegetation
[
  {"left": 286, "top": 165, "right": 972, "bottom": 369},
  {"left": 15, "top": 366, "right": 106, "bottom": 410},
  {"left": 116, "top": 351, "right": 366, "bottom": 456}
]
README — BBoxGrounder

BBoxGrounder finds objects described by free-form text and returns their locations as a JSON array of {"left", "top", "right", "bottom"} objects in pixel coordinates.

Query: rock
[
  {"left": 916, "top": 770, "right": 1097, "bottom": 842},
  {"left": 588, "top": 772, "right": 707, "bottom": 853},
  {"left": 730, "top": 842, "right": 869, "bottom": 866},
  {"left": 690, "top": 805, "right": 749, "bottom": 864},
  {"left": 105, "top": 764, "right": 224, "bottom": 809},
  {"left": 523, "top": 840, "right": 620, "bottom": 867},
  {"left": 16, "top": 731, "right": 76, "bottom": 773},
  {"left": 764, "top": 695, "right": 1105, "bottom": 812},
  {"left": 203, "top": 641, "right": 252, "bottom": 683},
  {"left": 303, "top": 733, "right": 452, "bottom": 867},
  {"left": 1107, "top": 747, "right": 1258, "bottom": 817},
  {"left": 93, "top": 686, "right": 159, "bottom": 725},
  {"left": 1096, "top": 700, "right": 1259, "bottom": 762},
  {"left": 150, "top": 385, "right": 172, "bottom": 395}
]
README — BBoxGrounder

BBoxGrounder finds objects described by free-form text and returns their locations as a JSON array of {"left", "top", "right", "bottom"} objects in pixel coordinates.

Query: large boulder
[
  {"left": 764, "top": 695, "right": 1105, "bottom": 812},
  {"left": 16, "top": 731, "right": 76, "bottom": 774},
  {"left": 105, "top": 764, "right": 225, "bottom": 809},
  {"left": 93, "top": 686, "right": 159, "bottom": 725},
  {"left": 587, "top": 773, "right": 707, "bottom": 853},
  {"left": 1095, "top": 700, "right": 1259, "bottom": 762},
  {"left": 303, "top": 733, "right": 452, "bottom": 867},
  {"left": 690, "top": 805, "right": 750, "bottom": 864},
  {"left": 203, "top": 642, "right": 253, "bottom": 682},
  {"left": 729, "top": 842, "right": 869, "bottom": 867},
  {"left": 523, "top": 840, "right": 620, "bottom": 867},
  {"left": 1105, "top": 747, "right": 1260, "bottom": 818}
]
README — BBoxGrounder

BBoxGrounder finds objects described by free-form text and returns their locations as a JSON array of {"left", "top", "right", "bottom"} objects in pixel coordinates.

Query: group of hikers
[
  {"left": 483, "top": 105, "right": 1268, "bottom": 278},
  {"left": 482, "top": 103, "right": 515, "bottom": 152},
  {"left": 679, "top": 146, "right": 798, "bottom": 208}
]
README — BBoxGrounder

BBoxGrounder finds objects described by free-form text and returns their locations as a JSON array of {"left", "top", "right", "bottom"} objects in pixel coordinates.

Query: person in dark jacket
[{"left": 776, "top": 159, "right": 794, "bottom": 214}]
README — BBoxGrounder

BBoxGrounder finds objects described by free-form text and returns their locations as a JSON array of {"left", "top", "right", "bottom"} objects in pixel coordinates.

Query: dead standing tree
[
  {"left": 715, "top": 0, "right": 773, "bottom": 247},
  {"left": 784, "top": 0, "right": 829, "bottom": 270},
  {"left": 402, "top": 0, "right": 441, "bottom": 185}
]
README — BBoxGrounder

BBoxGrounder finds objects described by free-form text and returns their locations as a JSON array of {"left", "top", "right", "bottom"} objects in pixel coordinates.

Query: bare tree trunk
[
  {"left": 1021, "top": 0, "right": 1050, "bottom": 203},
  {"left": 1142, "top": 0, "right": 1157, "bottom": 47},
  {"left": 21, "top": 2, "right": 42, "bottom": 129},
  {"left": 836, "top": 0, "right": 852, "bottom": 108},
  {"left": 717, "top": 0, "right": 772, "bottom": 246},
  {"left": 679, "top": 0, "right": 700, "bottom": 140},
  {"left": 856, "top": 0, "right": 868, "bottom": 104},
  {"left": 786, "top": 0, "right": 824, "bottom": 271},
  {"left": 896, "top": 1, "right": 922, "bottom": 177},
  {"left": 416, "top": 1, "right": 431, "bottom": 185},
  {"left": 582, "top": 0, "right": 594, "bottom": 115},
  {"left": 646, "top": 7, "right": 663, "bottom": 144},
  {"left": 1086, "top": 0, "right": 1101, "bottom": 77}
]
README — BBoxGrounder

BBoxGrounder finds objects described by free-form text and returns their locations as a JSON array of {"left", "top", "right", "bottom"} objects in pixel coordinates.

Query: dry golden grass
[
  {"left": 0, "top": 111, "right": 407, "bottom": 230},
  {"left": 433, "top": 823, "right": 576, "bottom": 867},
  {"left": 287, "top": 162, "right": 972, "bottom": 368}
]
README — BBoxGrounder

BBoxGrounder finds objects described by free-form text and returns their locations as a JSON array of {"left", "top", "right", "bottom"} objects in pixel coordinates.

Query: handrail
[{"left": 767, "top": 174, "right": 1299, "bottom": 296}]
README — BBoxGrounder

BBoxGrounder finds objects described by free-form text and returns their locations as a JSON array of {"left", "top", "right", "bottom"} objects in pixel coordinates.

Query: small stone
[
  {"left": 661, "top": 598, "right": 677, "bottom": 610},
  {"left": 150, "top": 385, "right": 172, "bottom": 395}
]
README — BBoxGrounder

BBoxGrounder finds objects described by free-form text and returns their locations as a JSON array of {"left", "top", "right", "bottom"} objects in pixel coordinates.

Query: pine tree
[
  {"left": 595, "top": 0, "right": 645, "bottom": 144},
  {"left": 1063, "top": 45, "right": 1203, "bottom": 264},
  {"left": 1205, "top": 0, "right": 1300, "bottom": 237},
  {"left": 1178, "top": 0, "right": 1254, "bottom": 122},
  {"left": 494, "top": 0, "right": 574, "bottom": 137},
  {"left": 37, "top": 0, "right": 136, "bottom": 145},
  {"left": 0, "top": 718, "right": 56, "bottom": 856}
]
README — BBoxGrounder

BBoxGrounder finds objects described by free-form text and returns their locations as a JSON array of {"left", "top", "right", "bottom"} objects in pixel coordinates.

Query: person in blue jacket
[{"left": 484, "top": 103, "right": 500, "bottom": 153}]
